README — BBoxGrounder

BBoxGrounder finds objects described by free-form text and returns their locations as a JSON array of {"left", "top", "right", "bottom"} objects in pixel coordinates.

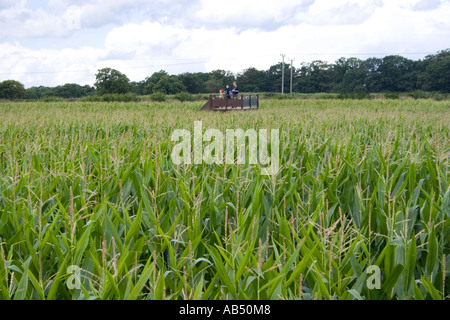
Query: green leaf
[
  {"left": 420, "top": 276, "right": 442, "bottom": 300},
  {"left": 127, "top": 259, "right": 154, "bottom": 300},
  {"left": 206, "top": 245, "right": 237, "bottom": 299},
  {"left": 14, "top": 259, "right": 30, "bottom": 300},
  {"left": 348, "top": 289, "right": 365, "bottom": 300},
  {"left": 426, "top": 229, "right": 438, "bottom": 276},
  {"left": 381, "top": 264, "right": 404, "bottom": 298},
  {"left": 404, "top": 237, "right": 417, "bottom": 292}
]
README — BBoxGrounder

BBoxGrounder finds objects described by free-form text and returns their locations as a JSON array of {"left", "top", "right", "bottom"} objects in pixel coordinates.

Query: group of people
[{"left": 220, "top": 82, "right": 239, "bottom": 99}]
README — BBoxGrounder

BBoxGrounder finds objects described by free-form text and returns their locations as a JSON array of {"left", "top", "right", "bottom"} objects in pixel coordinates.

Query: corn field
[{"left": 0, "top": 99, "right": 448, "bottom": 300}]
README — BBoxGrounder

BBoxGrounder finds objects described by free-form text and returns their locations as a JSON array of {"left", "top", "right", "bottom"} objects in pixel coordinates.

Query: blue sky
[{"left": 0, "top": 0, "right": 449, "bottom": 87}]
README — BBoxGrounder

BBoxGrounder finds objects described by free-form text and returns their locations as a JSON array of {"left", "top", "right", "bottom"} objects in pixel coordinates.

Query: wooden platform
[{"left": 200, "top": 93, "right": 259, "bottom": 111}]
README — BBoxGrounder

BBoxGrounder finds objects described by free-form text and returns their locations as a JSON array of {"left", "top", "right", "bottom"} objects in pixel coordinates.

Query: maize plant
[{"left": 0, "top": 99, "right": 448, "bottom": 300}]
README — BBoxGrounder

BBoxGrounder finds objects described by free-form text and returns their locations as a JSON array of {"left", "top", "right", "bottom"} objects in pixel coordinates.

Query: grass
[{"left": 0, "top": 98, "right": 448, "bottom": 300}]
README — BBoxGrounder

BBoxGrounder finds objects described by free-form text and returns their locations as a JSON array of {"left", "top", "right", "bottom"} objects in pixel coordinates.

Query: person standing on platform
[
  {"left": 224, "top": 85, "right": 231, "bottom": 99},
  {"left": 232, "top": 82, "right": 239, "bottom": 98}
]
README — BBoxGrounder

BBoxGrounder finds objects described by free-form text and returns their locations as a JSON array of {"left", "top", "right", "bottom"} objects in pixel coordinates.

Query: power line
[
  {"left": 286, "top": 51, "right": 436, "bottom": 57},
  {"left": 0, "top": 50, "right": 443, "bottom": 77},
  {"left": 0, "top": 60, "right": 210, "bottom": 75}
]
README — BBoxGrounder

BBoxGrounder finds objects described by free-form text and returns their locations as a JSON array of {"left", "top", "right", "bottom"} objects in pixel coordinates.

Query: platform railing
[{"left": 201, "top": 93, "right": 259, "bottom": 111}]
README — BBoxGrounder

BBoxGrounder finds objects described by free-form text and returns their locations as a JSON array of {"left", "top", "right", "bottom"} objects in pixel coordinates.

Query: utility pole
[
  {"left": 281, "top": 54, "right": 285, "bottom": 94},
  {"left": 290, "top": 58, "right": 294, "bottom": 94}
]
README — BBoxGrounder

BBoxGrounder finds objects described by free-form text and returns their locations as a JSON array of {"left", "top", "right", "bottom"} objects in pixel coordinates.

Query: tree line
[
  {"left": 240, "top": 49, "right": 450, "bottom": 94},
  {"left": 0, "top": 49, "right": 448, "bottom": 100}
]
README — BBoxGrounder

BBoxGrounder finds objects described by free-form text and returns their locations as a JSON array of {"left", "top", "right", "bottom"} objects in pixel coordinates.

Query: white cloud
[
  {"left": 0, "top": 42, "right": 106, "bottom": 87},
  {"left": 193, "top": 0, "right": 314, "bottom": 28},
  {"left": 0, "top": 2, "right": 74, "bottom": 39},
  {"left": 412, "top": 0, "right": 442, "bottom": 11},
  {"left": 360, "top": 0, "right": 450, "bottom": 54},
  {"left": 105, "top": 21, "right": 190, "bottom": 51},
  {"left": 0, "top": 0, "right": 15, "bottom": 9},
  {"left": 295, "top": 0, "right": 384, "bottom": 25},
  {"left": 0, "top": 0, "right": 449, "bottom": 87}
]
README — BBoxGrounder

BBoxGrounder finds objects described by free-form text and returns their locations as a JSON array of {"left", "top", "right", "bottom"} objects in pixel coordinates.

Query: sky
[{"left": 0, "top": 0, "right": 449, "bottom": 88}]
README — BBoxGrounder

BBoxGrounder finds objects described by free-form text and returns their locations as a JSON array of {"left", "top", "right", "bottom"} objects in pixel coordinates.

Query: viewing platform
[{"left": 200, "top": 93, "right": 259, "bottom": 111}]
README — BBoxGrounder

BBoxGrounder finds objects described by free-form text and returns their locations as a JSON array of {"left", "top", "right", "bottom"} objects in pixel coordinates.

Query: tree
[
  {"left": 54, "top": 83, "right": 95, "bottom": 98},
  {"left": 333, "top": 58, "right": 366, "bottom": 93},
  {"left": 142, "top": 70, "right": 168, "bottom": 94},
  {"left": 237, "top": 67, "right": 269, "bottom": 92},
  {"left": 179, "top": 72, "right": 209, "bottom": 94},
  {"left": 205, "top": 69, "right": 235, "bottom": 93},
  {"left": 130, "top": 80, "right": 146, "bottom": 95},
  {"left": 209, "top": 69, "right": 235, "bottom": 86},
  {"left": 26, "top": 86, "right": 52, "bottom": 100},
  {"left": 266, "top": 63, "right": 290, "bottom": 92},
  {"left": 362, "top": 58, "right": 383, "bottom": 92},
  {"left": 200, "top": 70, "right": 236, "bottom": 93},
  {"left": 423, "top": 57, "right": 450, "bottom": 92},
  {"left": 378, "top": 56, "right": 416, "bottom": 92},
  {"left": 0, "top": 80, "right": 26, "bottom": 100},
  {"left": 94, "top": 68, "right": 131, "bottom": 95},
  {"left": 295, "top": 61, "right": 334, "bottom": 93},
  {"left": 203, "top": 79, "right": 223, "bottom": 93},
  {"left": 152, "top": 75, "right": 186, "bottom": 94},
  {"left": 418, "top": 50, "right": 450, "bottom": 92}
]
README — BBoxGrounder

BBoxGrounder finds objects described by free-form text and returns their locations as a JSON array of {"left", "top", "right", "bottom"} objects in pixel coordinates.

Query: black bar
[{"left": 8, "top": 300, "right": 438, "bottom": 319}]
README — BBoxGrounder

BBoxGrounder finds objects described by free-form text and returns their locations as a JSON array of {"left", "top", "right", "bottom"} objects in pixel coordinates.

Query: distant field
[{"left": 0, "top": 99, "right": 448, "bottom": 300}]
